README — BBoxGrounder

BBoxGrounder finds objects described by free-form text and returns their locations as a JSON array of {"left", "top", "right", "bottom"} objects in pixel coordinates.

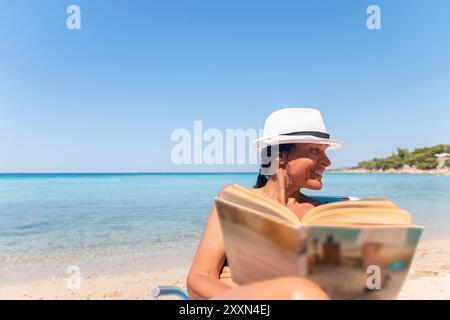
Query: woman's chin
[{"left": 305, "top": 179, "right": 323, "bottom": 190}]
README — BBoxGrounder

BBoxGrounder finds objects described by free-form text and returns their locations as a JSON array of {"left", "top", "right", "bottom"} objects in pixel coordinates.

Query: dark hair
[{"left": 254, "top": 143, "right": 296, "bottom": 188}]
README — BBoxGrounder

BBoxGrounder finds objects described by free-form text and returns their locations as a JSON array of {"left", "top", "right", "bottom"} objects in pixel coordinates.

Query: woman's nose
[{"left": 321, "top": 154, "right": 331, "bottom": 167}]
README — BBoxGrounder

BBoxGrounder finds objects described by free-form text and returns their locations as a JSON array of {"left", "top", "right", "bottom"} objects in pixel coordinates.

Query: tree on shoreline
[{"left": 354, "top": 144, "right": 450, "bottom": 171}]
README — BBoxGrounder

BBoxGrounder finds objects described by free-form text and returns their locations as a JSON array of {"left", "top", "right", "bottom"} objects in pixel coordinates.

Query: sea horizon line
[{"left": 0, "top": 171, "right": 261, "bottom": 175}]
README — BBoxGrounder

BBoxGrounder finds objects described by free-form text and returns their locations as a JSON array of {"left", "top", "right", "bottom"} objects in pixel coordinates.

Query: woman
[{"left": 187, "top": 108, "right": 343, "bottom": 300}]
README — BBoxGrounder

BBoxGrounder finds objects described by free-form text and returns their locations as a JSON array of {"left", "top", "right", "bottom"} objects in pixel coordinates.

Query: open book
[{"left": 215, "top": 183, "right": 423, "bottom": 299}]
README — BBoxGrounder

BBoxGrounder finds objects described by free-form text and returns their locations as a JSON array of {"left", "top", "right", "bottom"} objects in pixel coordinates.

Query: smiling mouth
[{"left": 310, "top": 170, "right": 323, "bottom": 178}]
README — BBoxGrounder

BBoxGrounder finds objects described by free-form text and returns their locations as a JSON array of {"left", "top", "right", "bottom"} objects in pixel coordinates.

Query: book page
[
  {"left": 215, "top": 197, "right": 307, "bottom": 284},
  {"left": 303, "top": 208, "right": 412, "bottom": 226},
  {"left": 301, "top": 200, "right": 412, "bottom": 226},
  {"left": 305, "top": 225, "right": 423, "bottom": 299},
  {"left": 220, "top": 184, "right": 300, "bottom": 226}
]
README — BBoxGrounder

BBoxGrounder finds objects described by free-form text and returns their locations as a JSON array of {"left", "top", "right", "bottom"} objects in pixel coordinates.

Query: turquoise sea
[{"left": 1, "top": 173, "right": 449, "bottom": 270}]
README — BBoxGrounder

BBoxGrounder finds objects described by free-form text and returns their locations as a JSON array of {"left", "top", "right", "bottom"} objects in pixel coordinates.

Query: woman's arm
[{"left": 186, "top": 189, "right": 231, "bottom": 300}]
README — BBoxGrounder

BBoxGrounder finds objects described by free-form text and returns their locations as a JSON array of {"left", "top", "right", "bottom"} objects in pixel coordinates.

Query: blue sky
[{"left": 1, "top": 0, "right": 449, "bottom": 172}]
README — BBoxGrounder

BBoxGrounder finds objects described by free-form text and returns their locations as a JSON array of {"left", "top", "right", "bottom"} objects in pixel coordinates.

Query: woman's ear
[{"left": 278, "top": 151, "right": 289, "bottom": 169}]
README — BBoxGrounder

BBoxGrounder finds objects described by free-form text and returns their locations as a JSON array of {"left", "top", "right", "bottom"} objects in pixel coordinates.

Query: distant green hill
[{"left": 355, "top": 144, "right": 450, "bottom": 171}]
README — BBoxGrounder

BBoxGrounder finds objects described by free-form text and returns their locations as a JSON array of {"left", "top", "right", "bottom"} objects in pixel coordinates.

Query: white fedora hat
[{"left": 253, "top": 108, "right": 343, "bottom": 151}]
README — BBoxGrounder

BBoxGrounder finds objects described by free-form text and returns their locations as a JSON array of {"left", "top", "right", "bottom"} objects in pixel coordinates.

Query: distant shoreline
[
  {"left": 2, "top": 170, "right": 450, "bottom": 176},
  {"left": 328, "top": 166, "right": 450, "bottom": 176},
  {"left": 0, "top": 172, "right": 259, "bottom": 175}
]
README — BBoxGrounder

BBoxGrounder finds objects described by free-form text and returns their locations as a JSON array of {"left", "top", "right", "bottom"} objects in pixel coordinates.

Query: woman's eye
[{"left": 311, "top": 148, "right": 319, "bottom": 155}]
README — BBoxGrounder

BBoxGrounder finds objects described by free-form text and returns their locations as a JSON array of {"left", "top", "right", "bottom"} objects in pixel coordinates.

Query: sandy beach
[{"left": 1, "top": 238, "right": 449, "bottom": 300}]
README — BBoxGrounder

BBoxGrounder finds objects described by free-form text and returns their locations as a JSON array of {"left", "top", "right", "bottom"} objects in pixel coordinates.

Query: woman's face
[{"left": 283, "top": 143, "right": 331, "bottom": 190}]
